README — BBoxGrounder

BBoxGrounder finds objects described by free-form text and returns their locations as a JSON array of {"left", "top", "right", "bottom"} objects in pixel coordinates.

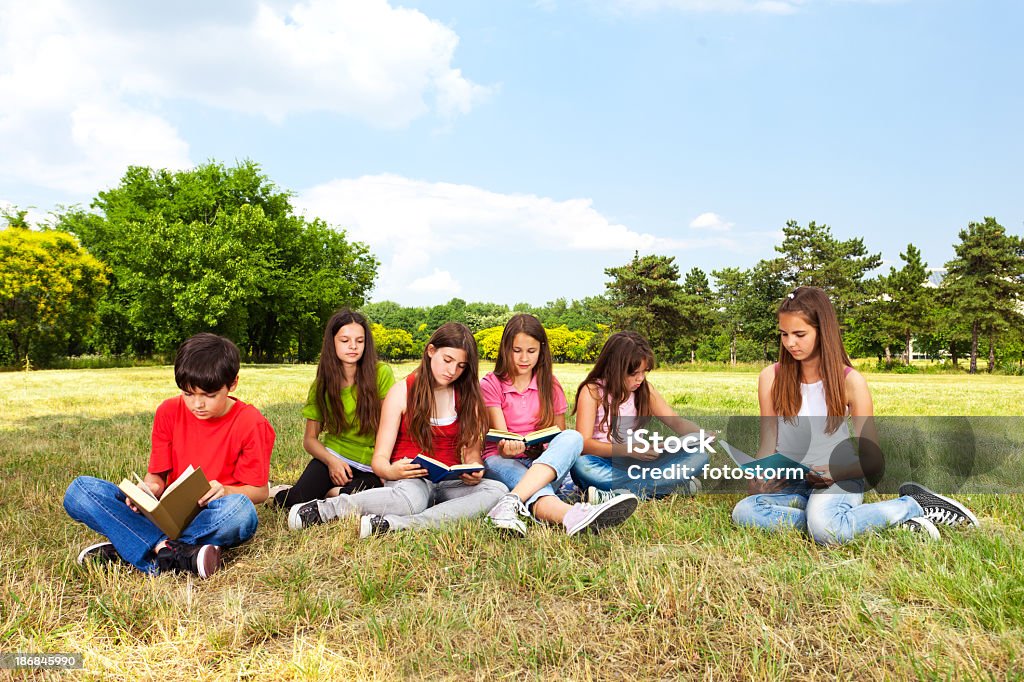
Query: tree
[
  {"left": 372, "top": 324, "right": 416, "bottom": 360},
  {"left": 58, "top": 161, "right": 377, "bottom": 359},
  {"left": 603, "top": 252, "right": 687, "bottom": 359},
  {"left": 0, "top": 225, "right": 107, "bottom": 366},
  {"left": 772, "top": 220, "right": 881, "bottom": 326},
  {"left": 711, "top": 267, "right": 749, "bottom": 365},
  {"left": 739, "top": 259, "right": 788, "bottom": 362},
  {"left": 677, "top": 267, "right": 715, "bottom": 363},
  {"left": 942, "top": 217, "right": 1024, "bottom": 374},
  {"left": 882, "top": 244, "right": 933, "bottom": 365}
]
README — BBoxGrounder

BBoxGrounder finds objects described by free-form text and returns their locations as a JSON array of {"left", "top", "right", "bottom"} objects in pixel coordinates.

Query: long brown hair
[
  {"left": 407, "top": 322, "right": 487, "bottom": 458},
  {"left": 574, "top": 331, "right": 655, "bottom": 442},
  {"left": 314, "top": 309, "right": 382, "bottom": 437},
  {"left": 494, "top": 314, "right": 558, "bottom": 429},
  {"left": 773, "top": 286, "right": 852, "bottom": 434}
]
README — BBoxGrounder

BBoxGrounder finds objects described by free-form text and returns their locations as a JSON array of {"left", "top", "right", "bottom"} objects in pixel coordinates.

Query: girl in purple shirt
[{"left": 483, "top": 314, "right": 638, "bottom": 536}]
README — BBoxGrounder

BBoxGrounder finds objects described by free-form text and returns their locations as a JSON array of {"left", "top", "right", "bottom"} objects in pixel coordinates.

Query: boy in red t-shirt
[{"left": 64, "top": 333, "right": 275, "bottom": 578}]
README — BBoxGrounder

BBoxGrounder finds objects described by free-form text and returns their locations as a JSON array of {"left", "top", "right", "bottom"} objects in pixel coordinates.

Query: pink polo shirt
[{"left": 480, "top": 372, "right": 568, "bottom": 460}]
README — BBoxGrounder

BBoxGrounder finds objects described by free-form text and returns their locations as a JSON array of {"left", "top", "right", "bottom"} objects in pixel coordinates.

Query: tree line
[{"left": 2, "top": 161, "right": 1022, "bottom": 374}]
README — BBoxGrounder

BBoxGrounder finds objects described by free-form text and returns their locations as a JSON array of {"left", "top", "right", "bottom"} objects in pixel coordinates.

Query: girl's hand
[
  {"left": 806, "top": 467, "right": 833, "bottom": 488},
  {"left": 459, "top": 470, "right": 484, "bottom": 486},
  {"left": 630, "top": 448, "right": 661, "bottom": 462},
  {"left": 498, "top": 439, "right": 526, "bottom": 458},
  {"left": 199, "top": 479, "right": 226, "bottom": 506},
  {"left": 388, "top": 459, "right": 428, "bottom": 480},
  {"left": 747, "top": 477, "right": 786, "bottom": 495},
  {"left": 327, "top": 458, "right": 353, "bottom": 486}
]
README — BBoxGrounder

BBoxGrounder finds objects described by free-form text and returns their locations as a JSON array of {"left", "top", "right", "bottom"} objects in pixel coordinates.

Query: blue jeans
[
  {"left": 63, "top": 475, "right": 259, "bottom": 573},
  {"left": 484, "top": 430, "right": 584, "bottom": 508},
  {"left": 572, "top": 437, "right": 710, "bottom": 500},
  {"left": 731, "top": 479, "right": 924, "bottom": 545}
]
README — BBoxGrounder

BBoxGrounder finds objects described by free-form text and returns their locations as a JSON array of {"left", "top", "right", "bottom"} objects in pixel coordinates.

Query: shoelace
[
  {"left": 923, "top": 506, "right": 960, "bottom": 525},
  {"left": 157, "top": 544, "right": 194, "bottom": 572}
]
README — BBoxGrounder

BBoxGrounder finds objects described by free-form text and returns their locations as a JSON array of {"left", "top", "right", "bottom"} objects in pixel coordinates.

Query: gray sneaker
[
  {"left": 563, "top": 492, "right": 639, "bottom": 536},
  {"left": 898, "top": 482, "right": 979, "bottom": 527},
  {"left": 898, "top": 516, "right": 940, "bottom": 540},
  {"left": 266, "top": 483, "right": 293, "bottom": 507},
  {"left": 586, "top": 486, "right": 632, "bottom": 505},
  {"left": 486, "top": 493, "right": 530, "bottom": 537}
]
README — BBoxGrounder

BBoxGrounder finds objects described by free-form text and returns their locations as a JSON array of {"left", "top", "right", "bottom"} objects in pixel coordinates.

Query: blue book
[
  {"left": 719, "top": 441, "right": 813, "bottom": 481},
  {"left": 409, "top": 454, "right": 485, "bottom": 484}
]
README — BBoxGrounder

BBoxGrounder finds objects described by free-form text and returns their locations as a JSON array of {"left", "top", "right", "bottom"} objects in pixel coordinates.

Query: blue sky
[{"left": 1, "top": 0, "right": 1021, "bottom": 306}]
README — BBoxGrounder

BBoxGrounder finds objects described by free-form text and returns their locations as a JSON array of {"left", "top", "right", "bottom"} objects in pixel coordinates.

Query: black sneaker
[
  {"left": 899, "top": 482, "right": 979, "bottom": 527},
  {"left": 288, "top": 500, "right": 324, "bottom": 531},
  {"left": 898, "top": 516, "right": 940, "bottom": 540},
  {"left": 156, "top": 541, "right": 222, "bottom": 579},
  {"left": 359, "top": 514, "right": 390, "bottom": 539},
  {"left": 76, "top": 541, "right": 127, "bottom": 566}
]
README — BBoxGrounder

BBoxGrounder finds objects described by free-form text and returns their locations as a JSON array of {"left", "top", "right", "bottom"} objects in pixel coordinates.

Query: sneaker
[
  {"left": 683, "top": 476, "right": 702, "bottom": 496},
  {"left": 898, "top": 482, "right": 979, "bottom": 527},
  {"left": 563, "top": 492, "right": 639, "bottom": 536},
  {"left": 359, "top": 514, "right": 391, "bottom": 539},
  {"left": 898, "top": 516, "right": 941, "bottom": 540},
  {"left": 288, "top": 500, "right": 324, "bottom": 531},
  {"left": 486, "top": 493, "right": 530, "bottom": 537},
  {"left": 76, "top": 541, "right": 126, "bottom": 566},
  {"left": 155, "top": 541, "right": 222, "bottom": 579},
  {"left": 586, "top": 486, "right": 633, "bottom": 506},
  {"left": 266, "top": 483, "right": 293, "bottom": 507}
]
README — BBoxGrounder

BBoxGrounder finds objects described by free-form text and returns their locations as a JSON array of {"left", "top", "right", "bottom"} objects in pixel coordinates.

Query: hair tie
[{"left": 787, "top": 292, "right": 796, "bottom": 299}]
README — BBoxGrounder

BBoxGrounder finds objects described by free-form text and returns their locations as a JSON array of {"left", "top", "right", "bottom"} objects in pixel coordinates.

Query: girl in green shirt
[{"left": 270, "top": 309, "right": 395, "bottom": 507}]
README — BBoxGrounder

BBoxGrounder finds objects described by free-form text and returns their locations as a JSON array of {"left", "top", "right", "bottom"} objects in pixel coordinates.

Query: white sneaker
[
  {"left": 563, "top": 492, "right": 639, "bottom": 536},
  {"left": 486, "top": 493, "right": 530, "bottom": 537},
  {"left": 898, "top": 516, "right": 941, "bottom": 540},
  {"left": 266, "top": 483, "right": 293, "bottom": 506},
  {"left": 586, "top": 486, "right": 632, "bottom": 506}
]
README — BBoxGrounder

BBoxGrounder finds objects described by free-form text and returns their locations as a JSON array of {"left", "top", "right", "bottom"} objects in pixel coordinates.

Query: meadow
[{"left": 1, "top": 364, "right": 1022, "bottom": 680}]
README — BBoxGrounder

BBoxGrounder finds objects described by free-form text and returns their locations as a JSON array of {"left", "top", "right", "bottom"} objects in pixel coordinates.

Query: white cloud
[
  {"left": 409, "top": 269, "right": 462, "bottom": 295},
  {"left": 689, "top": 211, "right": 735, "bottom": 231},
  {"left": 295, "top": 173, "right": 736, "bottom": 301},
  {"left": 0, "top": 0, "right": 489, "bottom": 193}
]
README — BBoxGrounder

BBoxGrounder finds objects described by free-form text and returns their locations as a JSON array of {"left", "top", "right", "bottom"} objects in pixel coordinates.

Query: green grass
[{"left": 1, "top": 365, "right": 1023, "bottom": 680}]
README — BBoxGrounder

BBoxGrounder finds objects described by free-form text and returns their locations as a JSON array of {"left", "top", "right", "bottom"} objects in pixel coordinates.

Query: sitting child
[{"left": 63, "top": 333, "right": 275, "bottom": 578}]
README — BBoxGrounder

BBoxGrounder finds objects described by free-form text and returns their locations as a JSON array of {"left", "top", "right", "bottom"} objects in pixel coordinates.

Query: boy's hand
[
  {"left": 327, "top": 458, "right": 353, "bottom": 486},
  {"left": 388, "top": 459, "right": 428, "bottom": 480},
  {"left": 498, "top": 439, "right": 526, "bottom": 458},
  {"left": 198, "top": 480, "right": 226, "bottom": 506},
  {"left": 459, "top": 470, "right": 484, "bottom": 486},
  {"left": 126, "top": 477, "right": 164, "bottom": 513}
]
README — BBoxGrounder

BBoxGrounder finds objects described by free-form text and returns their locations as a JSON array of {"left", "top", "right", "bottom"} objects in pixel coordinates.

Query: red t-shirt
[
  {"left": 148, "top": 395, "right": 275, "bottom": 487},
  {"left": 390, "top": 373, "right": 461, "bottom": 467}
]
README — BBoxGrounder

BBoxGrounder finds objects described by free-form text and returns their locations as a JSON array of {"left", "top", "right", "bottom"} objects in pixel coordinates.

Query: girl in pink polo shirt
[{"left": 482, "top": 314, "right": 638, "bottom": 536}]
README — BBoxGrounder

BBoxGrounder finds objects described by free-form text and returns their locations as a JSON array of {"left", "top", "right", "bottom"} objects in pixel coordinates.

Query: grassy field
[{"left": 1, "top": 364, "right": 1022, "bottom": 680}]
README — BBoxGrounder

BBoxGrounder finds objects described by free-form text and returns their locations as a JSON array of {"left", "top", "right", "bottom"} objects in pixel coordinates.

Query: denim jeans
[
  {"left": 316, "top": 477, "right": 508, "bottom": 531},
  {"left": 483, "top": 430, "right": 584, "bottom": 508},
  {"left": 572, "top": 435, "right": 710, "bottom": 500},
  {"left": 731, "top": 479, "right": 925, "bottom": 545},
  {"left": 63, "top": 475, "right": 259, "bottom": 573}
]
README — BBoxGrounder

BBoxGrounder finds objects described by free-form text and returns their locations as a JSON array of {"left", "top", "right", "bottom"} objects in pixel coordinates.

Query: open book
[
  {"left": 409, "top": 454, "right": 485, "bottom": 484},
  {"left": 485, "top": 425, "right": 561, "bottom": 447},
  {"left": 719, "top": 441, "right": 812, "bottom": 481},
  {"left": 118, "top": 465, "right": 211, "bottom": 540}
]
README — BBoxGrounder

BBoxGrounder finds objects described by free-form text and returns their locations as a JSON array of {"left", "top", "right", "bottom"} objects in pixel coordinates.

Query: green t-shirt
[{"left": 302, "top": 362, "right": 396, "bottom": 466}]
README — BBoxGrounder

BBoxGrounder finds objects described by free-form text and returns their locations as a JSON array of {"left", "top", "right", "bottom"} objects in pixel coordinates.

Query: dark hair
[
  {"left": 407, "top": 322, "right": 487, "bottom": 457},
  {"left": 174, "top": 333, "right": 240, "bottom": 392},
  {"left": 494, "top": 314, "right": 557, "bottom": 429},
  {"left": 314, "top": 309, "right": 382, "bottom": 437},
  {"left": 774, "top": 286, "right": 852, "bottom": 433},
  {"left": 574, "top": 331, "right": 655, "bottom": 442}
]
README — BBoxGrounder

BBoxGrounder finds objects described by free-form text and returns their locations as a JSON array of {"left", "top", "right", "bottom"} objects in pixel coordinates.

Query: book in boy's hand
[
  {"left": 485, "top": 425, "right": 561, "bottom": 447},
  {"left": 408, "top": 454, "right": 486, "bottom": 484},
  {"left": 118, "top": 465, "right": 211, "bottom": 540}
]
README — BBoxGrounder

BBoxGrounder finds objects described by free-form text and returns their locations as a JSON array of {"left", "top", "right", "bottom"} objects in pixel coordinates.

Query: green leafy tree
[
  {"left": 59, "top": 161, "right": 377, "bottom": 359},
  {"left": 942, "top": 217, "right": 1024, "bottom": 373},
  {"left": 711, "top": 267, "right": 749, "bottom": 366},
  {"left": 372, "top": 323, "right": 416, "bottom": 360},
  {"left": 882, "top": 244, "right": 933, "bottom": 365},
  {"left": 677, "top": 267, "right": 715, "bottom": 363},
  {"left": 0, "top": 224, "right": 107, "bottom": 366},
  {"left": 772, "top": 220, "right": 882, "bottom": 326},
  {"left": 739, "top": 259, "right": 788, "bottom": 362},
  {"left": 603, "top": 252, "right": 687, "bottom": 359}
]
